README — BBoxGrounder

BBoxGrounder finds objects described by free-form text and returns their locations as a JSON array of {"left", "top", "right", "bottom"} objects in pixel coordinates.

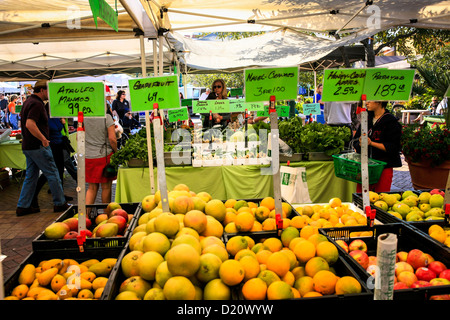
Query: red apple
[
  {"left": 397, "top": 271, "right": 418, "bottom": 287},
  {"left": 415, "top": 267, "right": 436, "bottom": 282},
  {"left": 63, "top": 231, "right": 79, "bottom": 239},
  {"left": 411, "top": 280, "right": 431, "bottom": 288},
  {"left": 406, "top": 249, "right": 429, "bottom": 269},
  {"left": 335, "top": 240, "right": 349, "bottom": 253},
  {"left": 396, "top": 251, "right": 408, "bottom": 262},
  {"left": 430, "top": 189, "right": 445, "bottom": 197},
  {"left": 127, "top": 214, "right": 134, "bottom": 223},
  {"left": 425, "top": 253, "right": 435, "bottom": 264},
  {"left": 349, "top": 239, "right": 368, "bottom": 253},
  {"left": 107, "top": 215, "right": 127, "bottom": 234},
  {"left": 430, "top": 278, "right": 450, "bottom": 286},
  {"left": 393, "top": 282, "right": 409, "bottom": 290},
  {"left": 428, "top": 261, "right": 447, "bottom": 276},
  {"left": 349, "top": 250, "right": 370, "bottom": 269},
  {"left": 395, "top": 261, "right": 414, "bottom": 277},
  {"left": 85, "top": 230, "right": 93, "bottom": 238},
  {"left": 439, "top": 269, "right": 450, "bottom": 281},
  {"left": 368, "top": 256, "right": 377, "bottom": 267},
  {"left": 95, "top": 213, "right": 108, "bottom": 225},
  {"left": 110, "top": 208, "right": 129, "bottom": 221}
]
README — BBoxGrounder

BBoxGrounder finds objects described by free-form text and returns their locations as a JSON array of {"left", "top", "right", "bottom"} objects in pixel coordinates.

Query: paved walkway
[{"left": 0, "top": 158, "right": 412, "bottom": 283}]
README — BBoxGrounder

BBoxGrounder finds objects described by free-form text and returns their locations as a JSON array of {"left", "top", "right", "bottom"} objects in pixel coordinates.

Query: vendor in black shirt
[
  {"left": 112, "top": 90, "right": 130, "bottom": 122},
  {"left": 353, "top": 100, "right": 402, "bottom": 193}
]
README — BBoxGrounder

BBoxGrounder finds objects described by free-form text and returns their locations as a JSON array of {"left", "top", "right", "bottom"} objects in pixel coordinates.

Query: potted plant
[{"left": 401, "top": 122, "right": 450, "bottom": 189}]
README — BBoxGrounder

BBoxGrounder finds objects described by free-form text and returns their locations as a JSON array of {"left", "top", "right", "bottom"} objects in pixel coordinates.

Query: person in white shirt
[
  {"left": 436, "top": 98, "right": 448, "bottom": 115},
  {"left": 199, "top": 88, "right": 210, "bottom": 100},
  {"left": 324, "top": 101, "right": 353, "bottom": 129}
]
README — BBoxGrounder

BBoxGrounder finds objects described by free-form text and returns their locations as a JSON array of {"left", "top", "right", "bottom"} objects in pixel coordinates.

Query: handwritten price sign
[
  {"left": 244, "top": 66, "right": 298, "bottom": 103},
  {"left": 322, "top": 69, "right": 367, "bottom": 102},
  {"left": 48, "top": 82, "right": 105, "bottom": 118},
  {"left": 192, "top": 100, "right": 230, "bottom": 113},
  {"left": 363, "top": 69, "right": 415, "bottom": 101},
  {"left": 302, "top": 103, "right": 321, "bottom": 115},
  {"left": 168, "top": 107, "right": 189, "bottom": 123},
  {"left": 128, "top": 75, "right": 180, "bottom": 111}
]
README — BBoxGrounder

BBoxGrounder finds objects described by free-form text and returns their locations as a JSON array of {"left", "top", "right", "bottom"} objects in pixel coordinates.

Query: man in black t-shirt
[{"left": 16, "top": 80, "right": 70, "bottom": 216}]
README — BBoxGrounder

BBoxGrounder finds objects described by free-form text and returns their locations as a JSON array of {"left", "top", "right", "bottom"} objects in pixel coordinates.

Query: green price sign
[
  {"left": 363, "top": 69, "right": 415, "bottom": 101},
  {"left": 245, "top": 102, "right": 265, "bottom": 112},
  {"left": 322, "top": 68, "right": 367, "bottom": 102},
  {"left": 192, "top": 100, "right": 230, "bottom": 113},
  {"left": 48, "top": 82, "right": 106, "bottom": 118},
  {"left": 230, "top": 88, "right": 243, "bottom": 96},
  {"left": 229, "top": 99, "right": 246, "bottom": 112},
  {"left": 257, "top": 105, "right": 290, "bottom": 117},
  {"left": 168, "top": 107, "right": 189, "bottom": 123},
  {"left": 303, "top": 103, "right": 321, "bottom": 115},
  {"left": 128, "top": 75, "right": 180, "bottom": 111},
  {"left": 244, "top": 66, "right": 298, "bottom": 103},
  {"left": 181, "top": 99, "right": 193, "bottom": 107}
]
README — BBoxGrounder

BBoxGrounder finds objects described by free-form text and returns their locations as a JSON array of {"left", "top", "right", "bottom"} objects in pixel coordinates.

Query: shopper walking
[{"left": 16, "top": 80, "right": 70, "bottom": 216}]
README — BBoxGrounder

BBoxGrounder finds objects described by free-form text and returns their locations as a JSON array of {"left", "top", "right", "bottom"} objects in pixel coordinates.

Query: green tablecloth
[
  {"left": 0, "top": 133, "right": 77, "bottom": 170},
  {"left": 114, "top": 161, "right": 357, "bottom": 204},
  {"left": 0, "top": 139, "right": 26, "bottom": 170}
]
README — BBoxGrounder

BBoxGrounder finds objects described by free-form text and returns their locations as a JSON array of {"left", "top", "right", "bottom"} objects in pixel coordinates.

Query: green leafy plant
[
  {"left": 401, "top": 123, "right": 450, "bottom": 167},
  {"left": 110, "top": 129, "right": 155, "bottom": 167}
]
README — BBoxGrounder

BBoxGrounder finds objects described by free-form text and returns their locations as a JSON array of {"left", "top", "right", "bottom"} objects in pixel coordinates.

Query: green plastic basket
[{"left": 332, "top": 153, "right": 386, "bottom": 184}]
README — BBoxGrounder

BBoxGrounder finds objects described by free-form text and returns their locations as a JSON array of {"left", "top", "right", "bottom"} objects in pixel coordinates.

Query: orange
[
  {"left": 262, "top": 218, "right": 277, "bottom": 231},
  {"left": 165, "top": 244, "right": 201, "bottom": 277},
  {"left": 243, "top": 236, "right": 255, "bottom": 249},
  {"left": 329, "top": 197, "right": 342, "bottom": 208},
  {"left": 281, "top": 271, "right": 295, "bottom": 287},
  {"left": 263, "top": 237, "right": 283, "bottom": 252},
  {"left": 289, "top": 237, "right": 305, "bottom": 251},
  {"left": 255, "top": 206, "right": 271, "bottom": 222},
  {"left": 313, "top": 270, "right": 337, "bottom": 295},
  {"left": 293, "top": 240, "right": 316, "bottom": 264},
  {"left": 235, "top": 248, "right": 257, "bottom": 261},
  {"left": 307, "top": 234, "right": 328, "bottom": 247},
  {"left": 302, "top": 291, "right": 322, "bottom": 298},
  {"left": 255, "top": 250, "right": 273, "bottom": 265},
  {"left": 240, "top": 255, "right": 261, "bottom": 281},
  {"left": 257, "top": 269, "right": 281, "bottom": 287},
  {"left": 224, "top": 222, "right": 238, "bottom": 233},
  {"left": 294, "top": 276, "right": 314, "bottom": 297},
  {"left": 235, "top": 212, "right": 255, "bottom": 232},
  {"left": 280, "top": 227, "right": 300, "bottom": 247},
  {"left": 225, "top": 199, "right": 237, "bottom": 208},
  {"left": 219, "top": 259, "right": 245, "bottom": 286},
  {"left": 250, "top": 221, "right": 263, "bottom": 232},
  {"left": 223, "top": 211, "right": 237, "bottom": 226},
  {"left": 290, "top": 215, "right": 308, "bottom": 229},
  {"left": 242, "top": 278, "right": 267, "bottom": 300},
  {"left": 291, "top": 287, "right": 301, "bottom": 298},
  {"left": 315, "top": 241, "right": 339, "bottom": 265},
  {"left": 266, "top": 251, "right": 291, "bottom": 277},
  {"left": 305, "top": 257, "right": 330, "bottom": 278},
  {"left": 291, "top": 266, "right": 306, "bottom": 280},
  {"left": 267, "top": 281, "right": 294, "bottom": 300},
  {"left": 237, "top": 206, "right": 253, "bottom": 215},
  {"left": 282, "top": 202, "right": 293, "bottom": 218},
  {"left": 300, "top": 225, "right": 318, "bottom": 239},
  {"left": 280, "top": 248, "right": 298, "bottom": 270},
  {"left": 163, "top": 276, "right": 196, "bottom": 300},
  {"left": 248, "top": 201, "right": 258, "bottom": 209},
  {"left": 335, "top": 276, "right": 362, "bottom": 295},
  {"left": 226, "top": 235, "right": 248, "bottom": 256},
  {"left": 301, "top": 205, "right": 314, "bottom": 217},
  {"left": 260, "top": 197, "right": 275, "bottom": 211}
]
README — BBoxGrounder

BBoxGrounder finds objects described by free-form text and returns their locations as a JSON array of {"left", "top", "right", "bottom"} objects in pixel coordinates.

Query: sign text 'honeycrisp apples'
[
  {"left": 128, "top": 75, "right": 180, "bottom": 111},
  {"left": 244, "top": 67, "right": 298, "bottom": 103},
  {"left": 321, "top": 68, "right": 367, "bottom": 102},
  {"left": 48, "top": 82, "right": 106, "bottom": 118}
]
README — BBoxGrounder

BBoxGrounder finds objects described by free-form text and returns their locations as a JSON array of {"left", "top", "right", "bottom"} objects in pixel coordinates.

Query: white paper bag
[{"left": 280, "top": 166, "right": 312, "bottom": 203}]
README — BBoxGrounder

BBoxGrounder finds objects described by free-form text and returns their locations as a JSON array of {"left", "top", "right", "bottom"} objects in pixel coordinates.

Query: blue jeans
[{"left": 17, "top": 146, "right": 66, "bottom": 208}]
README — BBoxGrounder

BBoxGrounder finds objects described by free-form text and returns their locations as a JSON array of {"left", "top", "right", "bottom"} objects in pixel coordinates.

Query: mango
[
  {"left": 44, "top": 222, "right": 70, "bottom": 239},
  {"left": 12, "top": 284, "right": 29, "bottom": 299},
  {"left": 56, "top": 285, "right": 77, "bottom": 300},
  {"left": 88, "top": 262, "right": 112, "bottom": 277},
  {"left": 51, "top": 274, "right": 67, "bottom": 293},
  {"left": 37, "top": 267, "right": 59, "bottom": 286},
  {"left": 27, "top": 287, "right": 48, "bottom": 299},
  {"left": 18, "top": 264, "right": 36, "bottom": 285},
  {"left": 42, "top": 258, "right": 63, "bottom": 271},
  {"left": 92, "top": 277, "right": 109, "bottom": 291},
  {"left": 101, "top": 258, "right": 118, "bottom": 268},
  {"left": 36, "top": 289, "right": 58, "bottom": 300},
  {"left": 81, "top": 259, "right": 100, "bottom": 268},
  {"left": 96, "top": 223, "right": 119, "bottom": 237}
]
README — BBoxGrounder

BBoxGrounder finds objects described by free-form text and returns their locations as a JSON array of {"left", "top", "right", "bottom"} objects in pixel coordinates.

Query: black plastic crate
[
  {"left": 32, "top": 202, "right": 142, "bottom": 251},
  {"left": 224, "top": 232, "right": 372, "bottom": 300},
  {"left": 101, "top": 241, "right": 241, "bottom": 300},
  {"left": 3, "top": 247, "right": 124, "bottom": 299},
  {"left": 320, "top": 223, "right": 450, "bottom": 300},
  {"left": 353, "top": 191, "right": 447, "bottom": 227}
]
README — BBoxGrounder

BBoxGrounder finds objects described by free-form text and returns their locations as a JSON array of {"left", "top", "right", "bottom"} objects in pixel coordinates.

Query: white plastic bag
[{"left": 280, "top": 166, "right": 312, "bottom": 204}]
